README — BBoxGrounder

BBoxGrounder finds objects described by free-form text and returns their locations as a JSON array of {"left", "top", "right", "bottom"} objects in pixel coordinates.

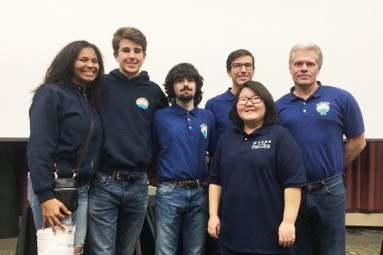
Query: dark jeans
[{"left": 293, "top": 173, "right": 346, "bottom": 255}]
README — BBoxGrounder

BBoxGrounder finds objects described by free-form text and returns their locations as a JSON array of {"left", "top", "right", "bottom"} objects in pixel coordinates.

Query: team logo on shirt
[
  {"left": 136, "top": 97, "right": 149, "bottom": 110},
  {"left": 200, "top": 124, "right": 208, "bottom": 139},
  {"left": 251, "top": 140, "right": 271, "bottom": 149},
  {"left": 316, "top": 101, "right": 330, "bottom": 115}
]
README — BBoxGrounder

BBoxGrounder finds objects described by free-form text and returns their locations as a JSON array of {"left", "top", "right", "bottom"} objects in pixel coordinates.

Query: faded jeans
[
  {"left": 154, "top": 182, "right": 208, "bottom": 255},
  {"left": 88, "top": 171, "right": 149, "bottom": 255},
  {"left": 27, "top": 175, "right": 89, "bottom": 246}
]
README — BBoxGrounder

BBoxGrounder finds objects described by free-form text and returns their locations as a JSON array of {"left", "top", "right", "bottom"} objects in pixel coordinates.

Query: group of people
[{"left": 27, "top": 26, "right": 366, "bottom": 255}]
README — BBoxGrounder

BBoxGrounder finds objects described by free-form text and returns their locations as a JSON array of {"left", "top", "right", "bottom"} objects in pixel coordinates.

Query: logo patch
[
  {"left": 316, "top": 101, "right": 330, "bottom": 115},
  {"left": 200, "top": 124, "right": 208, "bottom": 139},
  {"left": 251, "top": 140, "right": 271, "bottom": 150},
  {"left": 136, "top": 97, "right": 149, "bottom": 110}
]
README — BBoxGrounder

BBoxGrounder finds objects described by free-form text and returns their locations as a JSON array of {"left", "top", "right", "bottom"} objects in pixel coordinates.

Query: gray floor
[
  {"left": 346, "top": 228, "right": 383, "bottom": 255},
  {"left": 0, "top": 237, "right": 16, "bottom": 255},
  {"left": 1, "top": 228, "right": 382, "bottom": 255}
]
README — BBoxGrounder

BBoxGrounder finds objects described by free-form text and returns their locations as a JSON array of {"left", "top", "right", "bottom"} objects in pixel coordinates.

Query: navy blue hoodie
[
  {"left": 27, "top": 82, "right": 103, "bottom": 203},
  {"left": 99, "top": 69, "right": 167, "bottom": 175}
]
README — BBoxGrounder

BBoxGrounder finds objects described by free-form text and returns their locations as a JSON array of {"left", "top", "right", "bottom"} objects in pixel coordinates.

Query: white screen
[{"left": 1, "top": 0, "right": 381, "bottom": 138}]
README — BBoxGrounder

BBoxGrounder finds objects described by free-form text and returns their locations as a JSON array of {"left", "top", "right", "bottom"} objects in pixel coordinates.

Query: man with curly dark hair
[{"left": 152, "top": 63, "right": 217, "bottom": 255}]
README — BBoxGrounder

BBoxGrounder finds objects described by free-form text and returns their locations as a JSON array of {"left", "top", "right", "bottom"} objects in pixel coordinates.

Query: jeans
[
  {"left": 293, "top": 172, "right": 346, "bottom": 255},
  {"left": 154, "top": 182, "right": 208, "bottom": 255},
  {"left": 27, "top": 175, "right": 89, "bottom": 246},
  {"left": 88, "top": 171, "right": 149, "bottom": 255}
]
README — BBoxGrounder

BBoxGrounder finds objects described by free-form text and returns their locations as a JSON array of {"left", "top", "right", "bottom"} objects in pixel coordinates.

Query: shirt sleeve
[
  {"left": 208, "top": 111, "right": 218, "bottom": 157},
  {"left": 275, "top": 127, "right": 307, "bottom": 188},
  {"left": 151, "top": 111, "right": 161, "bottom": 154},
  {"left": 27, "top": 89, "right": 59, "bottom": 203},
  {"left": 343, "top": 92, "right": 365, "bottom": 138},
  {"left": 208, "top": 139, "right": 222, "bottom": 185}
]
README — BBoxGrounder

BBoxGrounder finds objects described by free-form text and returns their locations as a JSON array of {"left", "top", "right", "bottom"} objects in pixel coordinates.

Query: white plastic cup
[{"left": 36, "top": 223, "right": 75, "bottom": 255}]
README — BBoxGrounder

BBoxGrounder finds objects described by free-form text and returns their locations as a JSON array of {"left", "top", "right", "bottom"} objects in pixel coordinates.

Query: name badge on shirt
[
  {"left": 200, "top": 124, "right": 208, "bottom": 139},
  {"left": 136, "top": 97, "right": 149, "bottom": 110}
]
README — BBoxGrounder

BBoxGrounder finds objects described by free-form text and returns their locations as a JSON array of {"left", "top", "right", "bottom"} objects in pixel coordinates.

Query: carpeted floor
[
  {"left": 1, "top": 227, "right": 382, "bottom": 255},
  {"left": 346, "top": 227, "right": 383, "bottom": 255}
]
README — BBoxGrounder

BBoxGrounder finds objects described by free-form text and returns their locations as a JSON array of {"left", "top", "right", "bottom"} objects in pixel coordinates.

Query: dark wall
[
  {"left": 1, "top": 139, "right": 382, "bottom": 239},
  {"left": 0, "top": 140, "right": 27, "bottom": 238}
]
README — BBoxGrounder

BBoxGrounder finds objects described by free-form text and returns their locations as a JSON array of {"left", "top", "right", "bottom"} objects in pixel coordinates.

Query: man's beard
[{"left": 177, "top": 93, "right": 193, "bottom": 103}]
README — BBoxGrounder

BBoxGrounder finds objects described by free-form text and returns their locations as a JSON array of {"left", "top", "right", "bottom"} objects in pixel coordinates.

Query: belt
[
  {"left": 306, "top": 172, "right": 344, "bottom": 191},
  {"left": 165, "top": 179, "right": 208, "bottom": 188},
  {"left": 99, "top": 169, "right": 139, "bottom": 181}
]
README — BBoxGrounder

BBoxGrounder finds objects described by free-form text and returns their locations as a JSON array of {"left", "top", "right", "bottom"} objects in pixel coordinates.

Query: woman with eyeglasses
[{"left": 207, "top": 81, "right": 306, "bottom": 255}]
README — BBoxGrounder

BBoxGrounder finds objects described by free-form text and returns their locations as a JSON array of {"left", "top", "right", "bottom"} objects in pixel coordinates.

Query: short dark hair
[
  {"left": 35, "top": 40, "right": 104, "bottom": 109},
  {"left": 164, "top": 63, "right": 204, "bottom": 106},
  {"left": 226, "top": 49, "right": 255, "bottom": 71},
  {"left": 229, "top": 81, "right": 278, "bottom": 128},
  {"left": 112, "top": 27, "right": 147, "bottom": 54}
]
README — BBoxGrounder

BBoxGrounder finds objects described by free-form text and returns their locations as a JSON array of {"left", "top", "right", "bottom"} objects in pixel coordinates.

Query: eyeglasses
[
  {"left": 237, "top": 96, "right": 262, "bottom": 106},
  {"left": 231, "top": 62, "right": 253, "bottom": 70}
]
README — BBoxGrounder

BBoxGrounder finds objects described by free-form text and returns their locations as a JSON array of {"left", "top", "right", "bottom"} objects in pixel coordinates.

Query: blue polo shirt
[
  {"left": 205, "top": 89, "right": 235, "bottom": 138},
  {"left": 275, "top": 83, "right": 365, "bottom": 182},
  {"left": 209, "top": 125, "right": 306, "bottom": 253},
  {"left": 153, "top": 104, "right": 216, "bottom": 181}
]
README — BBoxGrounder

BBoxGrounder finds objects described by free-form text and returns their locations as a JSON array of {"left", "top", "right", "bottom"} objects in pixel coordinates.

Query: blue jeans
[
  {"left": 88, "top": 171, "right": 149, "bottom": 255},
  {"left": 293, "top": 173, "right": 346, "bottom": 255},
  {"left": 27, "top": 175, "right": 89, "bottom": 246},
  {"left": 154, "top": 182, "right": 208, "bottom": 255}
]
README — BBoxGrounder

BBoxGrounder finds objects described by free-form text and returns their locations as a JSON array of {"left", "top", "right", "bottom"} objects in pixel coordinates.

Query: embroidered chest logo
[
  {"left": 200, "top": 124, "right": 208, "bottom": 139},
  {"left": 316, "top": 101, "right": 330, "bottom": 115},
  {"left": 136, "top": 97, "right": 149, "bottom": 110},
  {"left": 251, "top": 140, "right": 271, "bottom": 149}
]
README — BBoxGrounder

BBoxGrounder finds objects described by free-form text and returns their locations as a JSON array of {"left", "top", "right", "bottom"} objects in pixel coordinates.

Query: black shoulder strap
[{"left": 72, "top": 108, "right": 95, "bottom": 177}]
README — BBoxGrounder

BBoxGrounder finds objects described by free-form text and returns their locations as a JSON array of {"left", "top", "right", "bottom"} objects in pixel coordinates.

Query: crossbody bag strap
[{"left": 72, "top": 107, "right": 95, "bottom": 178}]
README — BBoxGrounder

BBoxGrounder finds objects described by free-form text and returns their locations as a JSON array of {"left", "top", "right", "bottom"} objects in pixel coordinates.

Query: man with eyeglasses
[
  {"left": 205, "top": 49, "right": 255, "bottom": 139},
  {"left": 204, "top": 49, "right": 255, "bottom": 254}
]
